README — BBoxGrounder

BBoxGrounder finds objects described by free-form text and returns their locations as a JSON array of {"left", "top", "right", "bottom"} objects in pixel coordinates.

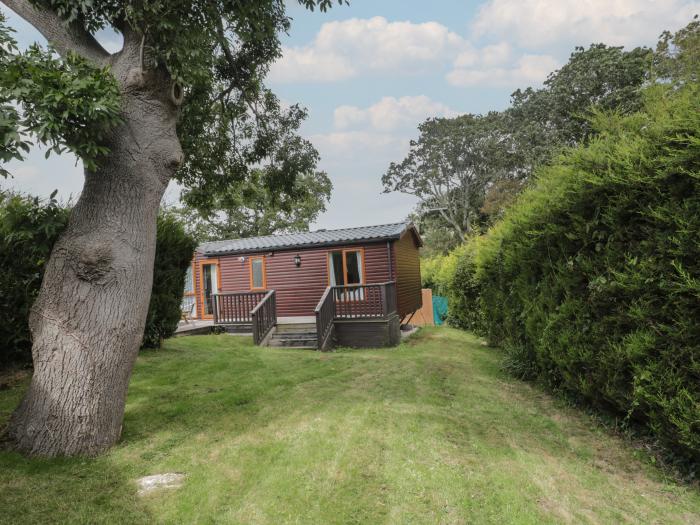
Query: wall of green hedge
[
  {"left": 448, "top": 85, "right": 700, "bottom": 465},
  {"left": 141, "top": 212, "right": 198, "bottom": 348},
  {"left": 0, "top": 192, "right": 69, "bottom": 365},
  {"left": 0, "top": 194, "right": 196, "bottom": 366}
]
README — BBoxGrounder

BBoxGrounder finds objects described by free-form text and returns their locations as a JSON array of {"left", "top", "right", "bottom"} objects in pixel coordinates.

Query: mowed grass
[{"left": 1, "top": 328, "right": 699, "bottom": 524}]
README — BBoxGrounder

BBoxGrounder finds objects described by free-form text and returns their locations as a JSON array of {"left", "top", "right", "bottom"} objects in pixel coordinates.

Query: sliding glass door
[
  {"left": 198, "top": 261, "right": 219, "bottom": 319},
  {"left": 328, "top": 249, "right": 364, "bottom": 300}
]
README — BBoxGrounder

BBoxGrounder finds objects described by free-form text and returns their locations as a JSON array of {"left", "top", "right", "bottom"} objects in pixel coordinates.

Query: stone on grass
[{"left": 137, "top": 473, "right": 185, "bottom": 496}]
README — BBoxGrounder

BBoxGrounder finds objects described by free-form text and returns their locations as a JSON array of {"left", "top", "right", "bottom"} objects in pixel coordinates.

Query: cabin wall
[
  {"left": 198, "top": 242, "right": 394, "bottom": 318},
  {"left": 393, "top": 230, "right": 422, "bottom": 318}
]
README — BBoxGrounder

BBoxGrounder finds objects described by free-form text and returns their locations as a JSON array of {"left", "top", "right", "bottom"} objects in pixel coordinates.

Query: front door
[{"left": 199, "top": 261, "right": 220, "bottom": 319}]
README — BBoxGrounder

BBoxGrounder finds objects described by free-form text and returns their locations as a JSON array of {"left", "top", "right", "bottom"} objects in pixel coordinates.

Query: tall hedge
[
  {"left": 0, "top": 196, "right": 196, "bottom": 366},
  {"left": 449, "top": 84, "right": 700, "bottom": 464},
  {"left": 0, "top": 191, "right": 69, "bottom": 366},
  {"left": 141, "top": 212, "right": 197, "bottom": 348}
]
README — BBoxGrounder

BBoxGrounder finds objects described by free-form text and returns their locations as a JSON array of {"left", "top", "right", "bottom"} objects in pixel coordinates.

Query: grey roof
[{"left": 199, "top": 222, "right": 420, "bottom": 255}]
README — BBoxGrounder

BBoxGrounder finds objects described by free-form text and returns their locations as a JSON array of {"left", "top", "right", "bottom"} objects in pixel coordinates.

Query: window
[
  {"left": 250, "top": 256, "right": 266, "bottom": 290},
  {"left": 183, "top": 265, "right": 194, "bottom": 294},
  {"left": 328, "top": 249, "right": 364, "bottom": 287},
  {"left": 182, "top": 264, "right": 196, "bottom": 317}
]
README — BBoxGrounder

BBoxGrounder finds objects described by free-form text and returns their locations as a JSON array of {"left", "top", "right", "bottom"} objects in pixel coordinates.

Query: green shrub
[
  {"left": 448, "top": 84, "right": 700, "bottom": 465},
  {"left": 142, "top": 212, "right": 197, "bottom": 348},
  {"left": 0, "top": 195, "right": 196, "bottom": 365},
  {"left": 423, "top": 244, "right": 479, "bottom": 327},
  {"left": 0, "top": 191, "right": 69, "bottom": 366}
]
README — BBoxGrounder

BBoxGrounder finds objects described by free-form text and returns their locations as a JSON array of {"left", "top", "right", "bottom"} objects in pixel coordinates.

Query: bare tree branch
[{"left": 2, "top": 0, "right": 110, "bottom": 64}]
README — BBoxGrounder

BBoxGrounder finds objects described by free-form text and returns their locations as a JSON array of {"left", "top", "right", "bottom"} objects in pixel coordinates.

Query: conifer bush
[
  {"left": 141, "top": 212, "right": 197, "bottom": 348},
  {"left": 0, "top": 191, "right": 69, "bottom": 366},
  {"left": 0, "top": 196, "right": 196, "bottom": 365},
  {"left": 449, "top": 84, "right": 700, "bottom": 464}
]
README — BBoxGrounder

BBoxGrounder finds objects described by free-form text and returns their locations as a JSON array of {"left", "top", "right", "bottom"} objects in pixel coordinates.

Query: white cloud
[
  {"left": 334, "top": 96, "right": 456, "bottom": 132},
  {"left": 269, "top": 14, "right": 564, "bottom": 89},
  {"left": 472, "top": 0, "right": 700, "bottom": 49},
  {"left": 309, "top": 130, "right": 404, "bottom": 160},
  {"left": 480, "top": 42, "right": 512, "bottom": 66},
  {"left": 269, "top": 16, "right": 466, "bottom": 83},
  {"left": 309, "top": 94, "right": 455, "bottom": 226},
  {"left": 447, "top": 53, "right": 559, "bottom": 87},
  {"left": 1, "top": 147, "right": 84, "bottom": 201}
]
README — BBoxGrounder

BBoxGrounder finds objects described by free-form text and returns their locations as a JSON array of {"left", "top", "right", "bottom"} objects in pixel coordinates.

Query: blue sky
[{"left": 2, "top": 0, "right": 698, "bottom": 229}]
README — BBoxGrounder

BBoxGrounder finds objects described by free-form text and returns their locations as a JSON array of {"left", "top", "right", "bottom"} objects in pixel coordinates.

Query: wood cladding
[
  {"left": 393, "top": 230, "right": 422, "bottom": 318},
  {"left": 192, "top": 233, "right": 422, "bottom": 321},
  {"left": 210, "top": 242, "right": 393, "bottom": 317}
]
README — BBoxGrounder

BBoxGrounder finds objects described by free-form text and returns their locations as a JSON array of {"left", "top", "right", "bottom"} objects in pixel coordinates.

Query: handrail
[
  {"left": 314, "top": 286, "right": 335, "bottom": 350},
  {"left": 332, "top": 281, "right": 397, "bottom": 319},
  {"left": 252, "top": 290, "right": 276, "bottom": 345},
  {"left": 212, "top": 291, "right": 267, "bottom": 325}
]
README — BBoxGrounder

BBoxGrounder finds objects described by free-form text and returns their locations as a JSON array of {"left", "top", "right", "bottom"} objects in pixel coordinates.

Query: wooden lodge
[{"left": 182, "top": 222, "right": 423, "bottom": 349}]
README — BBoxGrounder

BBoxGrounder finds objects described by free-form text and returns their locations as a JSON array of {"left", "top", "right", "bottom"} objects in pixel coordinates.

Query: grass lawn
[{"left": 1, "top": 327, "right": 699, "bottom": 524}]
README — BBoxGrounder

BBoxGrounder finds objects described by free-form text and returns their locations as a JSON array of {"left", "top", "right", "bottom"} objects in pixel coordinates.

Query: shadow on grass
[{"left": 0, "top": 445, "right": 153, "bottom": 524}]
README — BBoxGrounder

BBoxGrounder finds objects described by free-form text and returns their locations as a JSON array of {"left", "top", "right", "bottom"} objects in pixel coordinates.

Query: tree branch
[{"left": 2, "top": 0, "right": 110, "bottom": 64}]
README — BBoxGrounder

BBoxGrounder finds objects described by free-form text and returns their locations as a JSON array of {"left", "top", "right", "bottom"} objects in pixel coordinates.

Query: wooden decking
[
  {"left": 209, "top": 283, "right": 402, "bottom": 350},
  {"left": 175, "top": 319, "right": 214, "bottom": 336}
]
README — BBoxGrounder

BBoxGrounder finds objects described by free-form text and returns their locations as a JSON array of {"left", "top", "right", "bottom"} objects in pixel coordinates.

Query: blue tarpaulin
[{"left": 432, "top": 295, "right": 448, "bottom": 325}]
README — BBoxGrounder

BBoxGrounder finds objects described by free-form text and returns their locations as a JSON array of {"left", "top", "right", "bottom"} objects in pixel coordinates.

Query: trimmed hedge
[
  {"left": 449, "top": 85, "right": 700, "bottom": 465},
  {"left": 0, "top": 192, "right": 69, "bottom": 366},
  {"left": 0, "top": 195, "right": 196, "bottom": 366},
  {"left": 142, "top": 212, "right": 197, "bottom": 348}
]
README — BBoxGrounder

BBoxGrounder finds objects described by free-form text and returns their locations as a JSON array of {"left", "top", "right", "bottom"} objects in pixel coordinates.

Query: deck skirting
[{"left": 333, "top": 313, "right": 401, "bottom": 348}]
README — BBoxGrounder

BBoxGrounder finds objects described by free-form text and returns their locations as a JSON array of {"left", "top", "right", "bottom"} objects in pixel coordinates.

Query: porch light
[{"left": 294, "top": 254, "right": 302, "bottom": 268}]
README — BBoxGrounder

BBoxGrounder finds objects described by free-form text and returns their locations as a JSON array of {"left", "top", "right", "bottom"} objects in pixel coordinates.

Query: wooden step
[
  {"left": 273, "top": 332, "right": 317, "bottom": 339},
  {"left": 222, "top": 324, "right": 252, "bottom": 334},
  {"left": 275, "top": 323, "right": 316, "bottom": 333},
  {"left": 268, "top": 338, "right": 317, "bottom": 348}
]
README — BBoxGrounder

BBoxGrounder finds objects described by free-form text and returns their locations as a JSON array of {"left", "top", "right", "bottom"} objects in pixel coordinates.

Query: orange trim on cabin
[
  {"left": 197, "top": 258, "right": 220, "bottom": 320},
  {"left": 326, "top": 247, "right": 366, "bottom": 287},
  {"left": 249, "top": 255, "right": 267, "bottom": 291}
]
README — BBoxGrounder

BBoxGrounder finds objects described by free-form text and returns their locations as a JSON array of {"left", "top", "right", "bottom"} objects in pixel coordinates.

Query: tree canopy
[
  {"left": 175, "top": 168, "right": 332, "bottom": 241},
  {"left": 385, "top": 38, "right": 665, "bottom": 253},
  {"left": 0, "top": 0, "right": 345, "bottom": 203}
]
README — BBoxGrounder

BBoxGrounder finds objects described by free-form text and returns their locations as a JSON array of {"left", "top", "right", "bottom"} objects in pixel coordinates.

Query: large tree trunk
[{"left": 6, "top": 69, "right": 183, "bottom": 457}]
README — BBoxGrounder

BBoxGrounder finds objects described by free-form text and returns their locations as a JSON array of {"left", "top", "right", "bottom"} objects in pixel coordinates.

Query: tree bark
[{"left": 5, "top": 66, "right": 183, "bottom": 456}]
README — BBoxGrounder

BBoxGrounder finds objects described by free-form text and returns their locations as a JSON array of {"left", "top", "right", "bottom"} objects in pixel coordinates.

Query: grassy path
[{"left": 1, "top": 328, "right": 699, "bottom": 524}]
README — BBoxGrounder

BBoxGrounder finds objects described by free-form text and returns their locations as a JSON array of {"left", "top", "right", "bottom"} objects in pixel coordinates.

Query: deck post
[{"left": 380, "top": 284, "right": 387, "bottom": 317}]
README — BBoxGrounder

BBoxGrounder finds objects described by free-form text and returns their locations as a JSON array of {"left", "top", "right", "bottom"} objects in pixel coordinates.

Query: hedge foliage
[
  {"left": 0, "top": 194, "right": 196, "bottom": 366},
  {"left": 142, "top": 212, "right": 198, "bottom": 348},
  {"left": 0, "top": 191, "right": 69, "bottom": 366},
  {"left": 447, "top": 84, "right": 700, "bottom": 465}
]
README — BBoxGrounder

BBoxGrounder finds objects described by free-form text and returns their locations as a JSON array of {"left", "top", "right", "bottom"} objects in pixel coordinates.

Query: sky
[{"left": 1, "top": 0, "right": 698, "bottom": 229}]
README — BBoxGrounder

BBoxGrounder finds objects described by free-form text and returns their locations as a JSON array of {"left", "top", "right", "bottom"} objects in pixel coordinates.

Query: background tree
[
  {"left": 654, "top": 15, "right": 699, "bottom": 84},
  {"left": 177, "top": 169, "right": 332, "bottom": 241},
  {"left": 0, "top": 0, "right": 344, "bottom": 457},
  {"left": 506, "top": 43, "right": 652, "bottom": 177},
  {"left": 382, "top": 113, "right": 506, "bottom": 245},
  {"left": 389, "top": 42, "right": 654, "bottom": 254}
]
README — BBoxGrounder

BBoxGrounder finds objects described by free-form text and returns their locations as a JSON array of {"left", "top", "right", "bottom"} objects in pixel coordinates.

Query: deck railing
[
  {"left": 332, "top": 282, "right": 397, "bottom": 319},
  {"left": 315, "top": 287, "right": 335, "bottom": 350},
  {"left": 212, "top": 291, "right": 267, "bottom": 324},
  {"left": 251, "top": 290, "right": 276, "bottom": 345}
]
